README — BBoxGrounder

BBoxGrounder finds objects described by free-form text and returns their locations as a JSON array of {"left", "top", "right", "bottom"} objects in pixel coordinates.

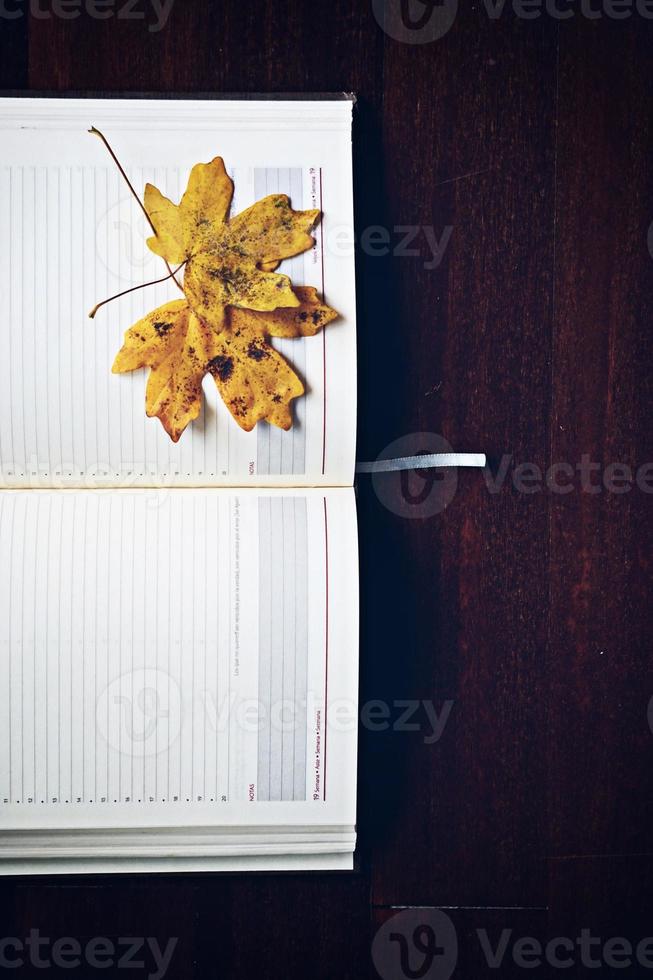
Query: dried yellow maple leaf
[
  {"left": 113, "top": 287, "right": 338, "bottom": 441},
  {"left": 144, "top": 157, "right": 320, "bottom": 333},
  {"left": 90, "top": 133, "right": 339, "bottom": 442},
  {"left": 209, "top": 287, "right": 338, "bottom": 432},
  {"left": 113, "top": 299, "right": 219, "bottom": 443}
]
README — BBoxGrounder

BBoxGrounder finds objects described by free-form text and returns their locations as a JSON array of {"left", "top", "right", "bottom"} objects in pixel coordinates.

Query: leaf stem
[
  {"left": 89, "top": 125, "right": 185, "bottom": 294},
  {"left": 88, "top": 262, "right": 186, "bottom": 319}
]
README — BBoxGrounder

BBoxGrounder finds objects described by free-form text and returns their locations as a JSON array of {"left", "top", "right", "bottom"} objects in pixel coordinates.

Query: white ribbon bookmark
[{"left": 356, "top": 453, "right": 487, "bottom": 474}]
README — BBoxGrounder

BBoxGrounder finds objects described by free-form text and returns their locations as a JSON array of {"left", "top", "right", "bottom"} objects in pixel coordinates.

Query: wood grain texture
[
  {"left": 358, "top": 6, "right": 556, "bottom": 909},
  {"left": 0, "top": 13, "right": 27, "bottom": 88},
  {"left": 1, "top": 878, "right": 198, "bottom": 977},
  {"left": 193, "top": 876, "right": 370, "bottom": 979},
  {"left": 548, "top": 19, "right": 653, "bottom": 859},
  {"left": 26, "top": 0, "right": 381, "bottom": 94},
  {"left": 547, "top": 854, "right": 653, "bottom": 941},
  {"left": 0, "top": 4, "right": 651, "bottom": 978}
]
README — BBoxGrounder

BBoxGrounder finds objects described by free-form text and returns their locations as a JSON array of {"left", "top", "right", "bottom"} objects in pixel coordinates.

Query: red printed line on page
[{"left": 322, "top": 497, "right": 329, "bottom": 800}]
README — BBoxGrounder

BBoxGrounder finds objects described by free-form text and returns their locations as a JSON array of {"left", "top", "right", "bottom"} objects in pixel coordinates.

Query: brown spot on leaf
[
  {"left": 207, "top": 355, "right": 234, "bottom": 382},
  {"left": 246, "top": 339, "right": 270, "bottom": 361},
  {"left": 230, "top": 396, "right": 247, "bottom": 418}
]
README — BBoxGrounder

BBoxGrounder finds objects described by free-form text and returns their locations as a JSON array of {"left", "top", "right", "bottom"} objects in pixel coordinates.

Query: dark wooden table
[{"left": 1, "top": 4, "right": 652, "bottom": 977}]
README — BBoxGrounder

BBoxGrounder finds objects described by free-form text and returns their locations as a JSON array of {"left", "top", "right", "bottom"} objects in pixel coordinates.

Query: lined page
[
  {"left": 0, "top": 488, "right": 358, "bottom": 821},
  {"left": 0, "top": 98, "right": 357, "bottom": 489}
]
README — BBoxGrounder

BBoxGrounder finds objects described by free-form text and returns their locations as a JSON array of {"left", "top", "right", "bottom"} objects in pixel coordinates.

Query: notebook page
[
  {"left": 0, "top": 488, "right": 359, "bottom": 838},
  {"left": 0, "top": 98, "right": 357, "bottom": 489}
]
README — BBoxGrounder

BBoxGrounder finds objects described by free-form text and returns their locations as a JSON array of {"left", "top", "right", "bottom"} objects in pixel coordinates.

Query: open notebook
[{"left": 0, "top": 96, "right": 359, "bottom": 874}]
